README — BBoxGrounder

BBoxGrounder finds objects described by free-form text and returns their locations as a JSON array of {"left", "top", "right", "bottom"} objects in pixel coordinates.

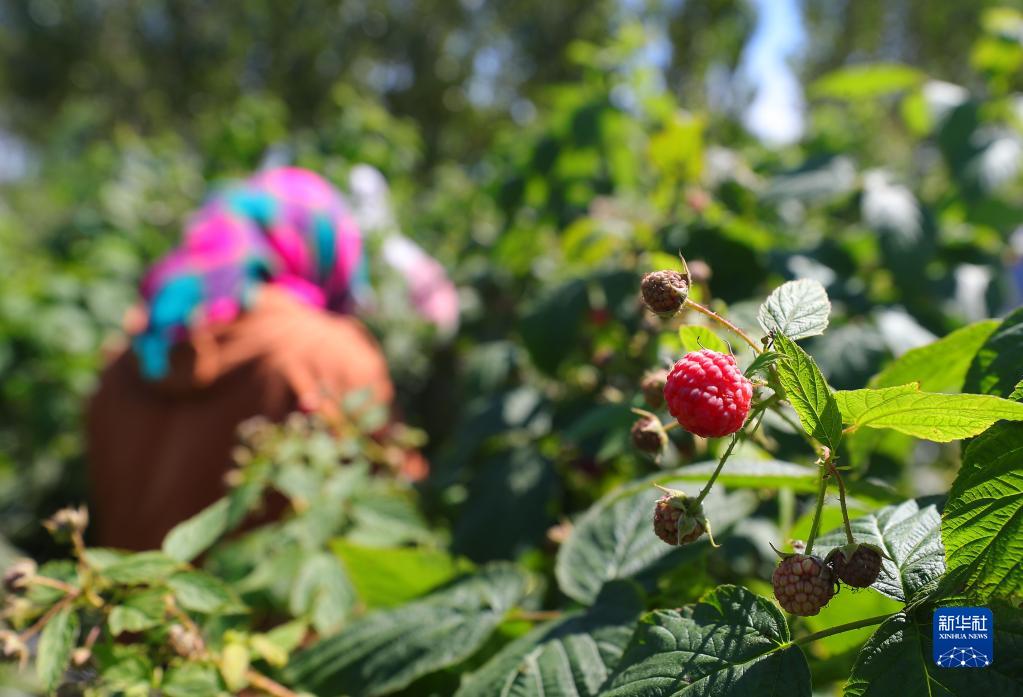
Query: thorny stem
[
  {"left": 683, "top": 299, "right": 762, "bottom": 354},
  {"left": 792, "top": 614, "right": 893, "bottom": 646},
  {"left": 804, "top": 466, "right": 828, "bottom": 556},
  {"left": 695, "top": 407, "right": 768, "bottom": 505}
]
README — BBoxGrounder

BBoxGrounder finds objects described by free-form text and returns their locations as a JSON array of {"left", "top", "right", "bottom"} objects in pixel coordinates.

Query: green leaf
[
  {"left": 102, "top": 551, "right": 180, "bottom": 584},
  {"left": 162, "top": 661, "right": 223, "bottom": 697},
  {"left": 757, "top": 279, "right": 831, "bottom": 340},
  {"left": 773, "top": 333, "right": 843, "bottom": 450},
  {"left": 811, "top": 63, "right": 925, "bottom": 100},
  {"left": 871, "top": 319, "right": 999, "bottom": 391},
  {"left": 162, "top": 498, "right": 231, "bottom": 563},
  {"left": 37, "top": 605, "right": 78, "bottom": 692},
  {"left": 845, "top": 607, "right": 1023, "bottom": 696},
  {"left": 600, "top": 585, "right": 811, "bottom": 696},
  {"left": 678, "top": 326, "right": 730, "bottom": 354},
  {"left": 251, "top": 620, "right": 307, "bottom": 667},
  {"left": 284, "top": 563, "right": 532, "bottom": 697},
  {"left": 168, "top": 571, "right": 246, "bottom": 614},
  {"left": 333, "top": 541, "right": 474, "bottom": 608},
  {"left": 744, "top": 350, "right": 782, "bottom": 378},
  {"left": 454, "top": 581, "right": 643, "bottom": 697},
  {"left": 219, "top": 642, "right": 250, "bottom": 693},
  {"left": 942, "top": 421, "right": 1023, "bottom": 602},
  {"left": 555, "top": 470, "right": 757, "bottom": 605},
  {"left": 815, "top": 498, "right": 944, "bottom": 602},
  {"left": 289, "top": 552, "right": 356, "bottom": 635},
  {"left": 835, "top": 383, "right": 1023, "bottom": 441},
  {"left": 964, "top": 307, "right": 1023, "bottom": 397},
  {"left": 108, "top": 589, "right": 166, "bottom": 635},
  {"left": 520, "top": 278, "right": 588, "bottom": 374}
]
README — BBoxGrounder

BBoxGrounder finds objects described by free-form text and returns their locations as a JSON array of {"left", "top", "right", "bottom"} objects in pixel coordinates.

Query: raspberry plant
[{"left": 5, "top": 271, "right": 1022, "bottom": 696}]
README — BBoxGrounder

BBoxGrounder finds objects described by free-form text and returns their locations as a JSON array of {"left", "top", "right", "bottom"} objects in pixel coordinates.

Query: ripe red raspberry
[
  {"left": 641, "top": 270, "right": 689, "bottom": 318},
  {"left": 826, "top": 544, "right": 882, "bottom": 588},
  {"left": 664, "top": 350, "right": 752, "bottom": 437},
  {"left": 772, "top": 554, "right": 836, "bottom": 616},
  {"left": 652, "top": 488, "right": 706, "bottom": 545}
]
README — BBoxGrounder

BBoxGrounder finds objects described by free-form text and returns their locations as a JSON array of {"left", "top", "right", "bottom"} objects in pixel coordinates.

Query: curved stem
[
  {"left": 827, "top": 458, "right": 855, "bottom": 545},
  {"left": 684, "top": 299, "right": 762, "bottom": 354},
  {"left": 695, "top": 407, "right": 768, "bottom": 505},
  {"left": 247, "top": 669, "right": 302, "bottom": 697},
  {"left": 792, "top": 614, "right": 893, "bottom": 646},
  {"left": 804, "top": 466, "right": 828, "bottom": 555}
]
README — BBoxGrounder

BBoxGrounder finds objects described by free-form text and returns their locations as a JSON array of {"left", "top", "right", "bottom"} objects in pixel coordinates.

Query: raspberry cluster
[
  {"left": 664, "top": 350, "right": 753, "bottom": 438},
  {"left": 640, "top": 270, "right": 689, "bottom": 317}
]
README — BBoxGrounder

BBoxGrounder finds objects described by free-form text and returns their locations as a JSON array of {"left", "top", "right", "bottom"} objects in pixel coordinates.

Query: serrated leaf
[
  {"left": 102, "top": 551, "right": 180, "bottom": 584},
  {"left": 757, "top": 279, "right": 831, "bottom": 340},
  {"left": 600, "top": 585, "right": 811, "bottom": 696},
  {"left": 678, "top": 326, "right": 730, "bottom": 354},
  {"left": 289, "top": 553, "right": 356, "bottom": 635},
  {"left": 942, "top": 421, "right": 1023, "bottom": 602},
  {"left": 333, "top": 541, "right": 474, "bottom": 608},
  {"left": 37, "top": 606, "right": 78, "bottom": 691},
  {"left": 816, "top": 498, "right": 944, "bottom": 602},
  {"left": 964, "top": 307, "right": 1023, "bottom": 397},
  {"left": 109, "top": 589, "right": 166, "bottom": 635},
  {"left": 168, "top": 571, "right": 246, "bottom": 614},
  {"left": 835, "top": 383, "right": 1023, "bottom": 441},
  {"left": 555, "top": 470, "right": 757, "bottom": 605},
  {"left": 773, "top": 333, "right": 842, "bottom": 450},
  {"left": 871, "top": 319, "right": 1000, "bottom": 391},
  {"left": 455, "top": 581, "right": 643, "bottom": 697},
  {"left": 845, "top": 607, "right": 1023, "bottom": 697},
  {"left": 162, "top": 661, "right": 223, "bottom": 697},
  {"left": 284, "top": 563, "right": 532, "bottom": 697},
  {"left": 162, "top": 498, "right": 231, "bottom": 563}
]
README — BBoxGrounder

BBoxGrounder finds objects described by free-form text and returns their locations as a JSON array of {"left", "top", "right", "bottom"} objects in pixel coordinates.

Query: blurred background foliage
[{"left": 0, "top": 0, "right": 1022, "bottom": 578}]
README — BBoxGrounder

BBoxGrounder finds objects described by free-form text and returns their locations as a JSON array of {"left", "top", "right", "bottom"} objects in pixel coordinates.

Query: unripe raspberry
[
  {"left": 664, "top": 350, "right": 753, "bottom": 438},
  {"left": 826, "top": 544, "right": 883, "bottom": 588},
  {"left": 2, "top": 559, "right": 36, "bottom": 594},
  {"left": 640, "top": 369, "right": 669, "bottom": 409},
  {"left": 652, "top": 488, "right": 706, "bottom": 546},
  {"left": 631, "top": 416, "right": 668, "bottom": 456},
  {"left": 641, "top": 270, "right": 689, "bottom": 318},
  {"left": 772, "top": 554, "right": 836, "bottom": 616}
]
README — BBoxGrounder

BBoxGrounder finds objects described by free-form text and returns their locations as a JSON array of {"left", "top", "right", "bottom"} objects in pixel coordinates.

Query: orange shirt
[{"left": 86, "top": 287, "right": 419, "bottom": 550}]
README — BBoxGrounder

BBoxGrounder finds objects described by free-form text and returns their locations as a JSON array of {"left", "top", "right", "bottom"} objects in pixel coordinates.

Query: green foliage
[
  {"left": 601, "top": 586, "right": 811, "bottom": 696},
  {"left": 835, "top": 383, "right": 1023, "bottom": 441},
  {"left": 943, "top": 421, "right": 1023, "bottom": 602},
  {"left": 772, "top": 333, "right": 843, "bottom": 451},
  {"left": 284, "top": 564, "right": 532, "bottom": 696},
  {"left": 455, "top": 581, "right": 643, "bottom": 697},
  {"left": 815, "top": 499, "right": 944, "bottom": 602},
  {"left": 757, "top": 279, "right": 831, "bottom": 341}
]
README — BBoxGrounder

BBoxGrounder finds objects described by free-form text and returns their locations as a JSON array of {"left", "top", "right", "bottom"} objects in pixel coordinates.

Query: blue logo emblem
[{"left": 933, "top": 607, "right": 993, "bottom": 668}]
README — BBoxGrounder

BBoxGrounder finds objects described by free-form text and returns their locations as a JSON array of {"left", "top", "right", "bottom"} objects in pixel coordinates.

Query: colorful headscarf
[{"left": 133, "top": 167, "right": 366, "bottom": 379}]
